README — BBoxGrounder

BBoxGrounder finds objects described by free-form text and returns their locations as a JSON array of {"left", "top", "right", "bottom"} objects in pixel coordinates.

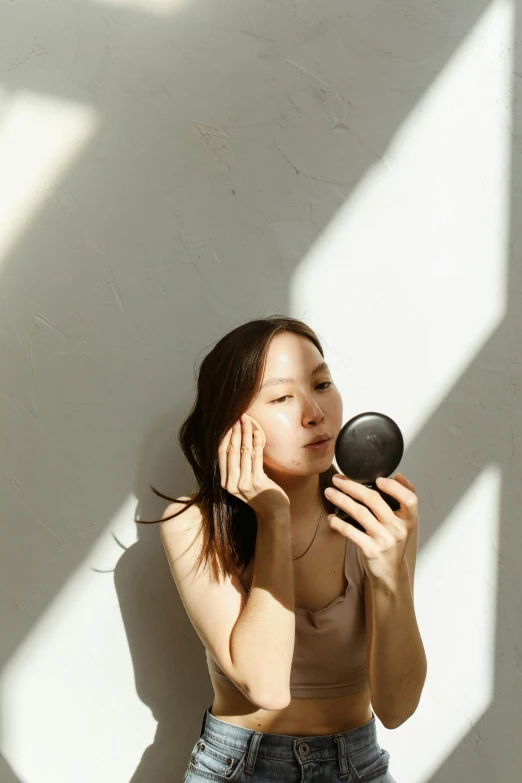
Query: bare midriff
[
  {"left": 210, "top": 676, "right": 373, "bottom": 736},
  {"left": 208, "top": 518, "right": 373, "bottom": 735}
]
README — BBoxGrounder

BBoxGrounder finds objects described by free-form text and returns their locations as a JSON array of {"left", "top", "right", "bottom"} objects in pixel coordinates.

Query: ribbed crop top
[{"left": 205, "top": 538, "right": 369, "bottom": 699}]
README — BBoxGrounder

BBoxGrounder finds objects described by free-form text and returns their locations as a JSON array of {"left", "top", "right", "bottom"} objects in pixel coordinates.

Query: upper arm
[
  {"left": 160, "top": 499, "right": 253, "bottom": 701},
  {"left": 364, "top": 520, "right": 419, "bottom": 675}
]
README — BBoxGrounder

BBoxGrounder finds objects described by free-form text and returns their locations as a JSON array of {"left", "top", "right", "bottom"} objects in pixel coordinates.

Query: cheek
[
  {"left": 263, "top": 429, "right": 298, "bottom": 464},
  {"left": 265, "top": 415, "right": 293, "bottom": 440},
  {"left": 264, "top": 449, "right": 304, "bottom": 470},
  {"left": 330, "top": 391, "right": 343, "bottom": 425},
  {"left": 264, "top": 433, "right": 292, "bottom": 458}
]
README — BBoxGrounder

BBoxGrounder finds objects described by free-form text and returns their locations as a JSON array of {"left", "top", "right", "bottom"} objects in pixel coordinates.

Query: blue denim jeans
[{"left": 183, "top": 704, "right": 396, "bottom": 782}]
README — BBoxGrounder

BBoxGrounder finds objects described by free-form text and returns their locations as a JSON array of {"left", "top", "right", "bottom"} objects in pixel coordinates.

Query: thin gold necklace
[{"left": 291, "top": 507, "right": 324, "bottom": 561}]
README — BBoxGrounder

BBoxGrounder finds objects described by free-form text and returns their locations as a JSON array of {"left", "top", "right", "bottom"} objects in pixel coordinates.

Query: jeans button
[{"left": 298, "top": 743, "right": 310, "bottom": 756}]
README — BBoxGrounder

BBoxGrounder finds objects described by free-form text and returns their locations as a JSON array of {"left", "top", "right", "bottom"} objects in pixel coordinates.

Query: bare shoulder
[
  {"left": 160, "top": 495, "right": 201, "bottom": 533},
  {"left": 159, "top": 496, "right": 204, "bottom": 579}
]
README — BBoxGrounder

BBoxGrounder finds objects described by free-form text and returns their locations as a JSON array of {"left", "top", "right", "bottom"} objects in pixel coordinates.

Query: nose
[{"left": 303, "top": 398, "right": 325, "bottom": 425}]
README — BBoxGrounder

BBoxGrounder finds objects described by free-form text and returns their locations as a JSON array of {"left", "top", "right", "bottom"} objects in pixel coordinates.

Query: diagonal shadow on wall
[{"left": 2, "top": 1, "right": 519, "bottom": 781}]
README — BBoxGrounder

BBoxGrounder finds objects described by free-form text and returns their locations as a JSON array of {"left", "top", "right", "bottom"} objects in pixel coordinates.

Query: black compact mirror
[{"left": 332, "top": 412, "right": 404, "bottom": 532}]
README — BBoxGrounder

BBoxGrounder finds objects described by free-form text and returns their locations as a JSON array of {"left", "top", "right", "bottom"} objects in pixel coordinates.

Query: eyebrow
[{"left": 260, "top": 361, "right": 330, "bottom": 390}]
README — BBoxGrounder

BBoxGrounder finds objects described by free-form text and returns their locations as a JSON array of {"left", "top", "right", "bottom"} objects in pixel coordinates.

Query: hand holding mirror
[{"left": 332, "top": 412, "right": 404, "bottom": 532}]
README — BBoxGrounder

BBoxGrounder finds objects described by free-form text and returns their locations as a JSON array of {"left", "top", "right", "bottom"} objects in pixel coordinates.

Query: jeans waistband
[{"left": 199, "top": 704, "right": 379, "bottom": 774}]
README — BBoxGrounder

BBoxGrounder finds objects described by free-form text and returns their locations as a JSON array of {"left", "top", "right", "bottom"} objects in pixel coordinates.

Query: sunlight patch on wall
[
  {"left": 381, "top": 465, "right": 502, "bottom": 783},
  {"left": 0, "top": 496, "right": 148, "bottom": 783},
  {"left": 94, "top": 0, "right": 190, "bottom": 14},
  {"left": 292, "top": 0, "right": 514, "bottom": 440},
  {"left": 0, "top": 88, "right": 99, "bottom": 264}
]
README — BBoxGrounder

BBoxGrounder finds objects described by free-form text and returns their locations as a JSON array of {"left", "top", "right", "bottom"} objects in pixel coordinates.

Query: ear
[{"left": 245, "top": 414, "right": 267, "bottom": 448}]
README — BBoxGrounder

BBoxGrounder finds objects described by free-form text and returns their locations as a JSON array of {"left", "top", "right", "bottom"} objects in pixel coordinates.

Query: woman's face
[{"left": 246, "top": 332, "right": 343, "bottom": 476}]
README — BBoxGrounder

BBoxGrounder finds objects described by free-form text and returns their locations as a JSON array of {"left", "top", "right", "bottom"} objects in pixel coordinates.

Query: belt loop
[
  {"left": 334, "top": 733, "right": 350, "bottom": 780},
  {"left": 200, "top": 705, "right": 210, "bottom": 738},
  {"left": 243, "top": 731, "right": 262, "bottom": 776}
]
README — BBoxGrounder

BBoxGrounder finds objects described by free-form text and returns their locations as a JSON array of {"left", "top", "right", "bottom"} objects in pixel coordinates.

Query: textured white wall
[{"left": 1, "top": 1, "right": 521, "bottom": 782}]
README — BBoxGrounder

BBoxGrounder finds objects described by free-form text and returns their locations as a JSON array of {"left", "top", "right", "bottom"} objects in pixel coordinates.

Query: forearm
[
  {"left": 230, "top": 511, "right": 295, "bottom": 710},
  {"left": 369, "top": 563, "right": 427, "bottom": 729}
]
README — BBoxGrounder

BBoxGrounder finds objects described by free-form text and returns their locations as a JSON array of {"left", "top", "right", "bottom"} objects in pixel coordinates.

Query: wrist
[
  {"left": 369, "top": 561, "right": 411, "bottom": 597},
  {"left": 256, "top": 508, "right": 291, "bottom": 527}
]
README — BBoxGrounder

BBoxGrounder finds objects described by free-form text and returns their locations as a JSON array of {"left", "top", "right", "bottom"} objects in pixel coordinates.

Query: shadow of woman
[
  {"left": 113, "top": 520, "right": 214, "bottom": 782},
  {"left": 0, "top": 753, "right": 23, "bottom": 783},
  {"left": 115, "top": 410, "right": 214, "bottom": 782}
]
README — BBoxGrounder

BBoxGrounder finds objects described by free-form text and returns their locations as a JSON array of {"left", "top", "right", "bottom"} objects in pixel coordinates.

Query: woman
[{"left": 138, "top": 315, "right": 426, "bottom": 782}]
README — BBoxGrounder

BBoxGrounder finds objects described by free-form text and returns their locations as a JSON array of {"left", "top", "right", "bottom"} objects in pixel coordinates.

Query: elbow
[
  {"left": 252, "top": 688, "right": 291, "bottom": 711},
  {"left": 377, "top": 700, "right": 421, "bottom": 730},
  {"left": 245, "top": 672, "right": 292, "bottom": 711},
  {"left": 375, "top": 665, "right": 427, "bottom": 730},
  {"left": 378, "top": 713, "right": 404, "bottom": 730},
  {"left": 261, "top": 696, "right": 292, "bottom": 711},
  {"left": 376, "top": 708, "right": 408, "bottom": 730}
]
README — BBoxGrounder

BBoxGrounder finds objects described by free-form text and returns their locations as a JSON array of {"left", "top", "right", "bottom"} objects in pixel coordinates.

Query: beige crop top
[{"left": 206, "top": 537, "right": 369, "bottom": 699}]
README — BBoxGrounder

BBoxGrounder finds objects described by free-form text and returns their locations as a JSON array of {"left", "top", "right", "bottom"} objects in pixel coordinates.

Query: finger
[
  {"left": 252, "top": 429, "right": 265, "bottom": 483},
  {"left": 239, "top": 415, "right": 253, "bottom": 488},
  {"left": 325, "top": 487, "right": 382, "bottom": 537},
  {"left": 328, "top": 512, "right": 372, "bottom": 555},
  {"left": 395, "top": 473, "right": 417, "bottom": 493},
  {"left": 218, "top": 426, "right": 233, "bottom": 486},
  {"left": 247, "top": 414, "right": 266, "bottom": 448},
  {"left": 247, "top": 417, "right": 265, "bottom": 482},
  {"left": 376, "top": 475, "right": 418, "bottom": 511},
  {"left": 331, "top": 476, "right": 394, "bottom": 528},
  {"left": 227, "top": 420, "right": 242, "bottom": 490}
]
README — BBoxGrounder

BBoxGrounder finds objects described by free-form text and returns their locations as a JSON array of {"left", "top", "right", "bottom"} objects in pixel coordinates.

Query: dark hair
[{"left": 136, "top": 314, "right": 338, "bottom": 583}]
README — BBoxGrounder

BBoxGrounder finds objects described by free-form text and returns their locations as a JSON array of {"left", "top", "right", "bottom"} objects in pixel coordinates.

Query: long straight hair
[{"left": 136, "top": 315, "right": 338, "bottom": 582}]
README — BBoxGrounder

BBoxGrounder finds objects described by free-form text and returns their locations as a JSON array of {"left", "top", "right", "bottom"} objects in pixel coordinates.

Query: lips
[{"left": 304, "top": 436, "right": 331, "bottom": 447}]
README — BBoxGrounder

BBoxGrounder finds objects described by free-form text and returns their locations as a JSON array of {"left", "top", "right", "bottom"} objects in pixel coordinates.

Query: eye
[{"left": 271, "top": 381, "right": 332, "bottom": 404}]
